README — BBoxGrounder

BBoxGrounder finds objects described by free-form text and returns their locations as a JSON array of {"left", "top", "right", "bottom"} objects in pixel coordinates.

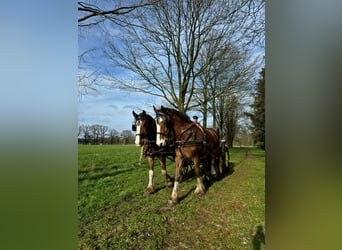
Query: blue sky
[
  {"left": 78, "top": 84, "right": 163, "bottom": 132},
  {"left": 78, "top": 20, "right": 199, "bottom": 132},
  {"left": 78, "top": 4, "right": 264, "bottom": 133},
  {"left": 78, "top": 26, "right": 164, "bottom": 132},
  {"left": 78, "top": 21, "right": 156, "bottom": 132}
]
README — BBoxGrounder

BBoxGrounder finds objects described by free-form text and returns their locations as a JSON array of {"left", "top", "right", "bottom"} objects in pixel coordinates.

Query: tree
[
  {"left": 78, "top": 1, "right": 161, "bottom": 98},
  {"left": 90, "top": 124, "right": 100, "bottom": 144},
  {"left": 109, "top": 129, "right": 120, "bottom": 144},
  {"left": 98, "top": 125, "right": 109, "bottom": 144},
  {"left": 80, "top": 124, "right": 91, "bottom": 144},
  {"left": 78, "top": 0, "right": 265, "bottom": 138},
  {"left": 221, "top": 95, "right": 243, "bottom": 148},
  {"left": 120, "top": 130, "right": 134, "bottom": 144},
  {"left": 246, "top": 67, "right": 265, "bottom": 149},
  {"left": 234, "top": 126, "right": 253, "bottom": 147},
  {"left": 103, "top": 0, "right": 264, "bottom": 112},
  {"left": 78, "top": 0, "right": 158, "bottom": 26}
]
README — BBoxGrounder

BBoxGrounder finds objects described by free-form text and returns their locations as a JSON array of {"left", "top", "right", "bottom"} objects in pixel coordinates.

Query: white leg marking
[
  {"left": 147, "top": 169, "right": 154, "bottom": 188},
  {"left": 171, "top": 181, "right": 179, "bottom": 200},
  {"left": 195, "top": 177, "right": 205, "bottom": 194}
]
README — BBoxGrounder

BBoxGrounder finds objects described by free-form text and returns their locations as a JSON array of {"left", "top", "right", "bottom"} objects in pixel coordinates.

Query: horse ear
[
  {"left": 142, "top": 110, "right": 146, "bottom": 115},
  {"left": 153, "top": 105, "right": 158, "bottom": 113},
  {"left": 132, "top": 110, "right": 137, "bottom": 118}
]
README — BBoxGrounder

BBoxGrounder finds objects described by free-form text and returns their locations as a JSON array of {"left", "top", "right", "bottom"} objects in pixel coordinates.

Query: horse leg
[
  {"left": 138, "top": 146, "right": 144, "bottom": 165},
  {"left": 159, "top": 157, "right": 173, "bottom": 188},
  {"left": 144, "top": 156, "right": 155, "bottom": 196},
  {"left": 210, "top": 155, "right": 218, "bottom": 178},
  {"left": 194, "top": 157, "right": 206, "bottom": 196},
  {"left": 169, "top": 156, "right": 183, "bottom": 205}
]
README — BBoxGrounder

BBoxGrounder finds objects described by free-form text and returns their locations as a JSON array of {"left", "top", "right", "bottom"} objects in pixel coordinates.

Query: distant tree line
[{"left": 78, "top": 124, "right": 135, "bottom": 145}]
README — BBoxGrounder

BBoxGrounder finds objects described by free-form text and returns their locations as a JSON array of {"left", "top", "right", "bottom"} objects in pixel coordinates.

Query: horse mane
[{"left": 162, "top": 107, "right": 192, "bottom": 124}]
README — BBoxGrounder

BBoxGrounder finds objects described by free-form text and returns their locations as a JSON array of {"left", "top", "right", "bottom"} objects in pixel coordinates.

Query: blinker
[{"left": 132, "top": 121, "right": 136, "bottom": 131}]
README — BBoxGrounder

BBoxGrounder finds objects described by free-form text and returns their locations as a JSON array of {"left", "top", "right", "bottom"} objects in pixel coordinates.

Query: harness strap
[
  {"left": 142, "top": 140, "right": 175, "bottom": 159},
  {"left": 174, "top": 140, "right": 203, "bottom": 147},
  {"left": 194, "top": 123, "right": 207, "bottom": 153},
  {"left": 174, "top": 123, "right": 208, "bottom": 161}
]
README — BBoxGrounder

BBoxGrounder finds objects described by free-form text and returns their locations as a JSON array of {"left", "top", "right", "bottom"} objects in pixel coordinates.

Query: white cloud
[{"left": 78, "top": 81, "right": 160, "bottom": 132}]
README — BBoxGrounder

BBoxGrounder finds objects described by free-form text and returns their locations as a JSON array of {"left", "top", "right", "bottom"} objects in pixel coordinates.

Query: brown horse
[
  {"left": 153, "top": 106, "right": 221, "bottom": 205},
  {"left": 132, "top": 110, "right": 173, "bottom": 196}
]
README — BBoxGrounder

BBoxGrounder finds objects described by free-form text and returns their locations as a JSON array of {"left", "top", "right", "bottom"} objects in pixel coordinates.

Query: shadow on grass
[
  {"left": 178, "top": 186, "right": 196, "bottom": 203},
  {"left": 78, "top": 167, "right": 134, "bottom": 182},
  {"left": 156, "top": 161, "right": 236, "bottom": 203},
  {"left": 203, "top": 161, "right": 236, "bottom": 188},
  {"left": 79, "top": 165, "right": 119, "bottom": 174},
  {"left": 220, "top": 161, "right": 236, "bottom": 178},
  {"left": 252, "top": 225, "right": 265, "bottom": 250},
  {"left": 153, "top": 185, "right": 169, "bottom": 194}
]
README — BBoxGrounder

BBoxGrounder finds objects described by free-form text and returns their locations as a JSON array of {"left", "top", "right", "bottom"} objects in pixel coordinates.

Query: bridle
[
  {"left": 155, "top": 111, "right": 207, "bottom": 154},
  {"left": 155, "top": 112, "right": 174, "bottom": 144},
  {"left": 132, "top": 116, "right": 153, "bottom": 146},
  {"left": 133, "top": 119, "right": 148, "bottom": 138}
]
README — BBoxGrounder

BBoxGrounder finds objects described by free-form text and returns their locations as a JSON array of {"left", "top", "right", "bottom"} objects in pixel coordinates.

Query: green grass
[{"left": 78, "top": 145, "right": 265, "bottom": 249}]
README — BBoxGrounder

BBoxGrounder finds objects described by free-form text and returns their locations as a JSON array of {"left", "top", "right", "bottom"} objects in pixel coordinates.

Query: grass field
[{"left": 78, "top": 144, "right": 265, "bottom": 249}]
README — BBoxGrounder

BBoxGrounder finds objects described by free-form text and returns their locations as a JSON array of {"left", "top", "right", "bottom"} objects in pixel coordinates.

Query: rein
[
  {"left": 175, "top": 123, "right": 207, "bottom": 155},
  {"left": 167, "top": 118, "right": 208, "bottom": 152},
  {"left": 155, "top": 111, "right": 208, "bottom": 161}
]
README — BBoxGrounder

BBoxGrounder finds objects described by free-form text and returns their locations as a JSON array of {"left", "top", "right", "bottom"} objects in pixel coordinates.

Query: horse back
[{"left": 204, "top": 127, "right": 220, "bottom": 144}]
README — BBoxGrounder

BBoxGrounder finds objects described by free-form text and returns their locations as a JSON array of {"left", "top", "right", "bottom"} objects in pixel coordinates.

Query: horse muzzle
[{"left": 156, "top": 137, "right": 168, "bottom": 147}]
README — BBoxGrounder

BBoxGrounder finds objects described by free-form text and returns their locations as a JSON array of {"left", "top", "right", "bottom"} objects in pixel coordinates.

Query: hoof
[
  {"left": 144, "top": 187, "right": 154, "bottom": 196},
  {"left": 168, "top": 198, "right": 178, "bottom": 206},
  {"left": 195, "top": 192, "right": 205, "bottom": 198},
  {"left": 194, "top": 188, "right": 205, "bottom": 197}
]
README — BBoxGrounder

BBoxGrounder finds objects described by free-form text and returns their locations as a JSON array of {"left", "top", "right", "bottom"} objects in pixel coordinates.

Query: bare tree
[
  {"left": 120, "top": 130, "right": 134, "bottom": 144},
  {"left": 109, "top": 128, "right": 119, "bottom": 144},
  {"left": 193, "top": 38, "right": 258, "bottom": 130},
  {"left": 90, "top": 124, "right": 100, "bottom": 144},
  {"left": 103, "top": 0, "right": 264, "bottom": 112},
  {"left": 78, "top": 0, "right": 159, "bottom": 26},
  {"left": 97, "top": 125, "right": 109, "bottom": 144},
  {"left": 222, "top": 95, "right": 243, "bottom": 148},
  {"left": 82, "top": 125, "right": 91, "bottom": 144},
  {"left": 78, "top": 1, "right": 160, "bottom": 97}
]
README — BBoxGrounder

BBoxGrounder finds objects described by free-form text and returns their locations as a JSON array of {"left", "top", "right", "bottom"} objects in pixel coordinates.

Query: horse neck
[
  {"left": 147, "top": 126, "right": 156, "bottom": 142},
  {"left": 171, "top": 115, "right": 192, "bottom": 137},
  {"left": 147, "top": 117, "right": 157, "bottom": 141}
]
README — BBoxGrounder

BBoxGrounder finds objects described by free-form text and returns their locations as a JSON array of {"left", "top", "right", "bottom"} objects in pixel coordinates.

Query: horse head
[
  {"left": 132, "top": 110, "right": 156, "bottom": 146},
  {"left": 154, "top": 105, "right": 177, "bottom": 147}
]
